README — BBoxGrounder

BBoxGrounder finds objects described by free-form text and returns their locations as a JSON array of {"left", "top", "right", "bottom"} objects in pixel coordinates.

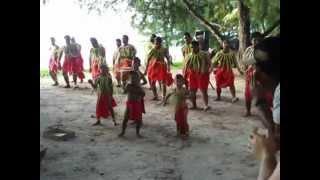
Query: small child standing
[
  {"left": 88, "top": 64, "right": 118, "bottom": 126},
  {"left": 133, "top": 57, "right": 148, "bottom": 86},
  {"left": 118, "top": 71, "right": 146, "bottom": 138},
  {"left": 163, "top": 74, "right": 190, "bottom": 140},
  {"left": 129, "top": 57, "right": 147, "bottom": 125}
]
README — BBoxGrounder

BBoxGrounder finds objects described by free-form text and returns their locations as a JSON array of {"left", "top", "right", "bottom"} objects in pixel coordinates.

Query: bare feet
[
  {"left": 151, "top": 97, "right": 160, "bottom": 101},
  {"left": 73, "top": 85, "right": 79, "bottom": 89},
  {"left": 203, "top": 106, "right": 211, "bottom": 112},
  {"left": 40, "top": 147, "right": 48, "bottom": 163},
  {"left": 92, "top": 121, "right": 102, "bottom": 126},
  {"left": 189, "top": 106, "right": 199, "bottom": 110},
  {"left": 118, "top": 132, "right": 125, "bottom": 137},
  {"left": 181, "top": 134, "right": 188, "bottom": 140},
  {"left": 231, "top": 97, "right": 239, "bottom": 103},
  {"left": 157, "top": 101, "right": 165, "bottom": 106},
  {"left": 244, "top": 112, "right": 251, "bottom": 117}
]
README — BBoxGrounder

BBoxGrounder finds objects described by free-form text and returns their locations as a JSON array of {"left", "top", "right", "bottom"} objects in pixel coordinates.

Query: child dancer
[
  {"left": 88, "top": 64, "right": 118, "bottom": 126},
  {"left": 163, "top": 74, "right": 190, "bottom": 140},
  {"left": 129, "top": 57, "right": 147, "bottom": 125},
  {"left": 133, "top": 57, "right": 147, "bottom": 86},
  {"left": 118, "top": 71, "right": 146, "bottom": 138}
]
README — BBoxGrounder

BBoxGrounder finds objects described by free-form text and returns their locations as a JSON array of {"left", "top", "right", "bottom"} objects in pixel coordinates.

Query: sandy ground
[{"left": 40, "top": 71, "right": 264, "bottom": 180}]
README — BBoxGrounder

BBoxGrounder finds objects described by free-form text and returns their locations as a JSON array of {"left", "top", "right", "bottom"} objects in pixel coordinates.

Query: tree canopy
[{"left": 44, "top": 0, "right": 279, "bottom": 49}]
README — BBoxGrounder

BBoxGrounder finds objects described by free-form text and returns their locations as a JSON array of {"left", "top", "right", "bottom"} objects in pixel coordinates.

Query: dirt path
[{"left": 40, "top": 72, "right": 263, "bottom": 180}]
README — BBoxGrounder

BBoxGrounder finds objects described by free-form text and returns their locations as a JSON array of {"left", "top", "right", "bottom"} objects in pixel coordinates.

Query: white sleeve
[
  {"left": 272, "top": 84, "right": 280, "bottom": 125},
  {"left": 242, "top": 46, "right": 255, "bottom": 65}
]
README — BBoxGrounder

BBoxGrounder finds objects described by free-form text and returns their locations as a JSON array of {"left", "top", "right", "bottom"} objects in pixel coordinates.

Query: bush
[
  {"left": 40, "top": 69, "right": 49, "bottom": 77},
  {"left": 171, "top": 61, "right": 184, "bottom": 70}
]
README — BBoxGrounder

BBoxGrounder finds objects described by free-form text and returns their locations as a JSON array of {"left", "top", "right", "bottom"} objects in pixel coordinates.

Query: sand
[{"left": 40, "top": 71, "right": 264, "bottom": 180}]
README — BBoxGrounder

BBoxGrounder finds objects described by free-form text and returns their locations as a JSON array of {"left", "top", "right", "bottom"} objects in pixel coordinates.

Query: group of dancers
[
  {"left": 48, "top": 36, "right": 106, "bottom": 88},
  {"left": 47, "top": 32, "right": 273, "bottom": 139},
  {"left": 47, "top": 31, "right": 280, "bottom": 180}
]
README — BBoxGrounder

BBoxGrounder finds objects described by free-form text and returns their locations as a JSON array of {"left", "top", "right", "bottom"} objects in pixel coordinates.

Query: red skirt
[
  {"left": 63, "top": 57, "right": 82, "bottom": 75},
  {"left": 120, "top": 58, "right": 133, "bottom": 69},
  {"left": 245, "top": 67, "right": 273, "bottom": 108},
  {"left": 186, "top": 69, "right": 199, "bottom": 90},
  {"left": 119, "top": 58, "right": 133, "bottom": 81},
  {"left": 126, "top": 99, "right": 145, "bottom": 122},
  {"left": 62, "top": 57, "right": 71, "bottom": 74},
  {"left": 79, "top": 55, "right": 84, "bottom": 71},
  {"left": 96, "top": 94, "right": 117, "bottom": 119},
  {"left": 71, "top": 57, "right": 82, "bottom": 74},
  {"left": 186, "top": 69, "right": 209, "bottom": 90},
  {"left": 265, "top": 91, "right": 273, "bottom": 109},
  {"left": 165, "top": 72, "right": 174, "bottom": 86},
  {"left": 147, "top": 59, "right": 167, "bottom": 82},
  {"left": 78, "top": 71, "right": 85, "bottom": 80},
  {"left": 214, "top": 67, "right": 235, "bottom": 88},
  {"left": 78, "top": 56, "right": 85, "bottom": 79},
  {"left": 91, "top": 61, "right": 100, "bottom": 80},
  {"left": 175, "top": 103, "right": 189, "bottom": 135},
  {"left": 113, "top": 63, "right": 121, "bottom": 80},
  {"left": 49, "top": 58, "right": 60, "bottom": 73},
  {"left": 198, "top": 72, "right": 209, "bottom": 90}
]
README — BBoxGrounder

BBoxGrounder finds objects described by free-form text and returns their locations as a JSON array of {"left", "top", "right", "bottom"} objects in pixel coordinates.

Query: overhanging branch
[
  {"left": 181, "top": 0, "right": 223, "bottom": 45},
  {"left": 263, "top": 19, "right": 280, "bottom": 37}
]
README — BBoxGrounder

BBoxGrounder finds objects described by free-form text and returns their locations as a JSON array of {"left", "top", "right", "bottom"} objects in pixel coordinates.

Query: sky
[{"left": 40, "top": 0, "right": 181, "bottom": 70}]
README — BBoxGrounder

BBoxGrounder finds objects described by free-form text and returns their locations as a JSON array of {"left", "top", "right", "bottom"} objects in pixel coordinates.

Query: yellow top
[
  {"left": 182, "top": 43, "right": 192, "bottom": 58},
  {"left": 212, "top": 50, "right": 237, "bottom": 70},
  {"left": 90, "top": 45, "right": 106, "bottom": 65},
  {"left": 147, "top": 47, "right": 168, "bottom": 62},
  {"left": 185, "top": 51, "right": 210, "bottom": 73}
]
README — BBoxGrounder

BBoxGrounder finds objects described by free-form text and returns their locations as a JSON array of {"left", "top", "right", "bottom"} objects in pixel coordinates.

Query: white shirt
[
  {"left": 242, "top": 46, "right": 255, "bottom": 65},
  {"left": 272, "top": 84, "right": 280, "bottom": 125},
  {"left": 112, "top": 48, "right": 120, "bottom": 65}
]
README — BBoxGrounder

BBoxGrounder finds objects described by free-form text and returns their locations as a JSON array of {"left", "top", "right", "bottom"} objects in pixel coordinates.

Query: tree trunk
[
  {"left": 238, "top": 0, "right": 251, "bottom": 65},
  {"left": 181, "top": 0, "right": 223, "bottom": 46}
]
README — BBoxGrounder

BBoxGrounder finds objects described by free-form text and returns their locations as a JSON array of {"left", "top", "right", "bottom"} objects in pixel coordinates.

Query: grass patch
[
  {"left": 40, "top": 69, "right": 50, "bottom": 77},
  {"left": 40, "top": 69, "right": 90, "bottom": 78},
  {"left": 171, "top": 61, "right": 184, "bottom": 70}
]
